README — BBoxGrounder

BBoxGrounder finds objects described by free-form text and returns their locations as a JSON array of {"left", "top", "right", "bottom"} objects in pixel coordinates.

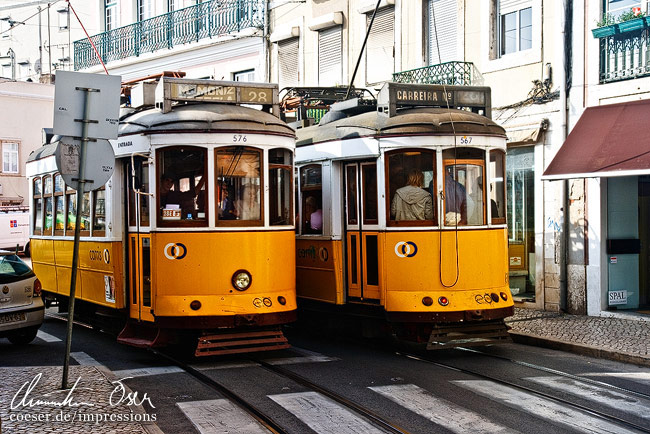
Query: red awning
[{"left": 543, "top": 100, "right": 650, "bottom": 179}]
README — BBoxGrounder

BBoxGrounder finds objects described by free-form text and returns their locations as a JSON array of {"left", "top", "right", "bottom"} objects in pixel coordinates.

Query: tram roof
[
  {"left": 26, "top": 142, "right": 57, "bottom": 163},
  {"left": 118, "top": 103, "right": 295, "bottom": 137},
  {"left": 296, "top": 108, "right": 506, "bottom": 146}
]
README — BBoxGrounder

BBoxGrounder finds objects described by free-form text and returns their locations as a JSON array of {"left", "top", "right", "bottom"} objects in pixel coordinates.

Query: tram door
[
  {"left": 344, "top": 162, "right": 380, "bottom": 300},
  {"left": 126, "top": 158, "right": 154, "bottom": 322}
]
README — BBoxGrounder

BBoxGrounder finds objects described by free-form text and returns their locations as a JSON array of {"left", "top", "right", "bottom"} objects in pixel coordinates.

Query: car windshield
[{"left": 0, "top": 254, "right": 33, "bottom": 283}]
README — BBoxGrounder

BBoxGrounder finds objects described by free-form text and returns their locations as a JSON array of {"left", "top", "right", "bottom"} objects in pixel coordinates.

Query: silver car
[{"left": 0, "top": 251, "right": 43, "bottom": 344}]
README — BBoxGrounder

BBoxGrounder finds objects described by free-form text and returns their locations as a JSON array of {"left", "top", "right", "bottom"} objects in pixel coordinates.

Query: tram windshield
[
  {"left": 387, "top": 150, "right": 436, "bottom": 225},
  {"left": 216, "top": 147, "right": 262, "bottom": 225},
  {"left": 300, "top": 165, "right": 322, "bottom": 234},
  {"left": 443, "top": 148, "right": 486, "bottom": 226},
  {"left": 157, "top": 146, "right": 207, "bottom": 226}
]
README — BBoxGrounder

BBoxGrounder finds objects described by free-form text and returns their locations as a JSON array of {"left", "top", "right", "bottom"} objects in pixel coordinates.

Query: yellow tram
[
  {"left": 292, "top": 82, "right": 514, "bottom": 348},
  {"left": 26, "top": 77, "right": 297, "bottom": 355}
]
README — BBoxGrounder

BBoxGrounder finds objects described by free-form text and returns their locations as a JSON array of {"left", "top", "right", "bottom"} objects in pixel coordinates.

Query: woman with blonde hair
[{"left": 391, "top": 169, "right": 434, "bottom": 221}]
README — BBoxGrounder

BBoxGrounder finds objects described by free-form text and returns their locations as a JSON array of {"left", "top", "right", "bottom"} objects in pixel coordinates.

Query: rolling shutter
[
  {"left": 278, "top": 37, "right": 299, "bottom": 88},
  {"left": 499, "top": 0, "right": 531, "bottom": 14},
  {"left": 428, "top": 0, "right": 457, "bottom": 65},
  {"left": 365, "top": 6, "right": 394, "bottom": 85},
  {"left": 318, "top": 26, "right": 342, "bottom": 85}
]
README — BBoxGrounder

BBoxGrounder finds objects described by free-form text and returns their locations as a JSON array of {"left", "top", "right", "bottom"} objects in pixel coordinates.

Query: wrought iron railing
[
  {"left": 598, "top": 28, "right": 650, "bottom": 83},
  {"left": 392, "top": 61, "right": 474, "bottom": 85},
  {"left": 74, "top": 0, "right": 264, "bottom": 71}
]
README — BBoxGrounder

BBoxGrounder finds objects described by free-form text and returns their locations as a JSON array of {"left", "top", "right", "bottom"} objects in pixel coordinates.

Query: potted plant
[
  {"left": 617, "top": 7, "right": 646, "bottom": 33},
  {"left": 592, "top": 13, "right": 617, "bottom": 38}
]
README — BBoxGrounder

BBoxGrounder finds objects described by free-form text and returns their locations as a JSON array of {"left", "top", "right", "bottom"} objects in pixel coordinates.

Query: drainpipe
[
  {"left": 558, "top": 0, "right": 569, "bottom": 312},
  {"left": 263, "top": 0, "right": 270, "bottom": 82}
]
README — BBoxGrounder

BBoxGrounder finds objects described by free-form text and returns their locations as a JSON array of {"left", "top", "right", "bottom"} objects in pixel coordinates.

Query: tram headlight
[{"left": 232, "top": 270, "right": 252, "bottom": 291}]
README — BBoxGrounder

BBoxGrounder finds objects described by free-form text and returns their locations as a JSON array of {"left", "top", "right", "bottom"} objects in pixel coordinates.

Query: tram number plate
[
  {"left": 162, "top": 209, "right": 181, "bottom": 220},
  {"left": 0, "top": 312, "right": 26, "bottom": 324},
  {"left": 608, "top": 290, "right": 627, "bottom": 306}
]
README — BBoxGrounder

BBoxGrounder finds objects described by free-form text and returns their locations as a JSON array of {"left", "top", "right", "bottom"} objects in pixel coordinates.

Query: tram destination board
[{"left": 156, "top": 77, "right": 279, "bottom": 114}]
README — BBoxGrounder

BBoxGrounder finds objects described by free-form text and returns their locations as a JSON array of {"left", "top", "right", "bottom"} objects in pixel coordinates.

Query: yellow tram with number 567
[
  {"left": 27, "top": 77, "right": 297, "bottom": 355},
  {"left": 292, "top": 82, "right": 514, "bottom": 348}
]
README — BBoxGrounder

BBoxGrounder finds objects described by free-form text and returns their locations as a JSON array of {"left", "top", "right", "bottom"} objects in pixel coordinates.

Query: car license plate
[{"left": 0, "top": 312, "right": 26, "bottom": 324}]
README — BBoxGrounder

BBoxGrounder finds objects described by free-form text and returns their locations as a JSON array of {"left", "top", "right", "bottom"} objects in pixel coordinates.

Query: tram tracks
[{"left": 396, "top": 348, "right": 650, "bottom": 433}]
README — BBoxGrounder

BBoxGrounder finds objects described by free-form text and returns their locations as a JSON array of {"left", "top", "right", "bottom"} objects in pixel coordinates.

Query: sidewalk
[
  {"left": 506, "top": 307, "right": 650, "bottom": 367},
  {"left": 0, "top": 365, "right": 161, "bottom": 434}
]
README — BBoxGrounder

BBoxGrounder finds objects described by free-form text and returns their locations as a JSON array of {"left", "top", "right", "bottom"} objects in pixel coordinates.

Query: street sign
[
  {"left": 54, "top": 137, "right": 115, "bottom": 192},
  {"left": 53, "top": 71, "right": 121, "bottom": 140}
]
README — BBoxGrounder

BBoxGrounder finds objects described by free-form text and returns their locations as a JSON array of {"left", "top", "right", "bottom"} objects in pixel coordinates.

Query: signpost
[{"left": 53, "top": 71, "right": 120, "bottom": 389}]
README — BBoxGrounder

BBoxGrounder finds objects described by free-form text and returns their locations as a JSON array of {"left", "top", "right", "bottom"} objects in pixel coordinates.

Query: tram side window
[
  {"left": 93, "top": 188, "right": 106, "bottom": 235},
  {"left": 269, "top": 149, "right": 293, "bottom": 226},
  {"left": 300, "top": 165, "right": 322, "bottom": 234},
  {"left": 66, "top": 191, "right": 91, "bottom": 234},
  {"left": 216, "top": 147, "right": 262, "bottom": 225},
  {"left": 443, "top": 148, "right": 485, "bottom": 226},
  {"left": 387, "top": 150, "right": 435, "bottom": 225},
  {"left": 43, "top": 175, "right": 53, "bottom": 235},
  {"left": 54, "top": 174, "right": 64, "bottom": 235},
  {"left": 158, "top": 147, "right": 207, "bottom": 226},
  {"left": 490, "top": 150, "right": 506, "bottom": 224},
  {"left": 33, "top": 177, "right": 42, "bottom": 235}
]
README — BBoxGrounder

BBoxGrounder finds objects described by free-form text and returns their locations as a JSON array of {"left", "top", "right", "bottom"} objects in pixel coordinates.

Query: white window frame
[
  {"left": 481, "top": 0, "right": 541, "bottom": 73},
  {"left": 57, "top": 7, "right": 69, "bottom": 31},
  {"left": 233, "top": 69, "right": 256, "bottom": 82},
  {"left": 3, "top": 142, "right": 19, "bottom": 174},
  {"left": 498, "top": 6, "right": 532, "bottom": 56},
  {"left": 105, "top": 0, "right": 118, "bottom": 31}
]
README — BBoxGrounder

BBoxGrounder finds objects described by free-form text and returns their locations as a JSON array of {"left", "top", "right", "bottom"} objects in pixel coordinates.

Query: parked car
[{"left": 0, "top": 250, "right": 43, "bottom": 344}]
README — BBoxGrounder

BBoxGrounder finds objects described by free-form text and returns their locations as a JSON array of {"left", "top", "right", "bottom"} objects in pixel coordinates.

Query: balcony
[
  {"left": 593, "top": 17, "right": 650, "bottom": 83},
  {"left": 74, "top": 0, "right": 264, "bottom": 71},
  {"left": 392, "top": 61, "right": 474, "bottom": 85}
]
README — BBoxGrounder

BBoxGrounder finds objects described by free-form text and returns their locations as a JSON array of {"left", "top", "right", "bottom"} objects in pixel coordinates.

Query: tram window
[
  {"left": 33, "top": 177, "right": 42, "bottom": 235},
  {"left": 362, "top": 163, "right": 378, "bottom": 224},
  {"left": 300, "top": 165, "right": 322, "bottom": 234},
  {"left": 43, "top": 175, "right": 53, "bottom": 234},
  {"left": 158, "top": 146, "right": 207, "bottom": 227},
  {"left": 387, "top": 150, "right": 435, "bottom": 226},
  {"left": 66, "top": 192, "right": 90, "bottom": 234},
  {"left": 93, "top": 188, "right": 106, "bottom": 235},
  {"left": 443, "top": 160, "right": 485, "bottom": 226},
  {"left": 269, "top": 149, "right": 293, "bottom": 226},
  {"left": 216, "top": 147, "right": 262, "bottom": 225},
  {"left": 53, "top": 174, "right": 64, "bottom": 235},
  {"left": 490, "top": 150, "right": 506, "bottom": 225},
  {"left": 346, "top": 166, "right": 358, "bottom": 225}
]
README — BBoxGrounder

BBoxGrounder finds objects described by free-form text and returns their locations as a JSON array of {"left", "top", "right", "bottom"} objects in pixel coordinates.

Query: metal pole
[
  {"left": 345, "top": 0, "right": 381, "bottom": 100},
  {"left": 62, "top": 87, "right": 94, "bottom": 390}
]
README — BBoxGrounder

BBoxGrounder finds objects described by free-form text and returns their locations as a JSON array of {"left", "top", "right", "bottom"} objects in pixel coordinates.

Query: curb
[{"left": 509, "top": 332, "right": 650, "bottom": 368}]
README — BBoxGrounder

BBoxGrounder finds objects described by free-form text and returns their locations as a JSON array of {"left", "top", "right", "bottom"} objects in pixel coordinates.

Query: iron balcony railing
[
  {"left": 598, "top": 28, "right": 650, "bottom": 83},
  {"left": 392, "top": 61, "right": 474, "bottom": 85},
  {"left": 74, "top": 0, "right": 264, "bottom": 71}
]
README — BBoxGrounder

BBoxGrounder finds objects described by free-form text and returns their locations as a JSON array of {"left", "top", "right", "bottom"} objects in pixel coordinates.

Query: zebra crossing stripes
[
  {"left": 452, "top": 380, "right": 640, "bottom": 434},
  {"left": 36, "top": 330, "right": 61, "bottom": 342},
  {"left": 268, "top": 391, "right": 390, "bottom": 434},
  {"left": 177, "top": 399, "right": 269, "bottom": 434},
  {"left": 525, "top": 376, "right": 650, "bottom": 420},
  {"left": 369, "top": 384, "right": 519, "bottom": 434}
]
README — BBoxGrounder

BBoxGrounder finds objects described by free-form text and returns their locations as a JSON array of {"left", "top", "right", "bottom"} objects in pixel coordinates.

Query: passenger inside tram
[{"left": 392, "top": 169, "right": 434, "bottom": 221}]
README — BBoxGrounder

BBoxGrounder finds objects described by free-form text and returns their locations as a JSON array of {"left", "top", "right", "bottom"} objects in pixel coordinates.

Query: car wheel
[{"left": 8, "top": 326, "right": 39, "bottom": 345}]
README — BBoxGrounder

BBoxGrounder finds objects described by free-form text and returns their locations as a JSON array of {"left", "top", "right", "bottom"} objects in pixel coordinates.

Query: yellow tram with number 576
[
  {"left": 27, "top": 77, "right": 297, "bottom": 355},
  {"left": 292, "top": 82, "right": 514, "bottom": 348}
]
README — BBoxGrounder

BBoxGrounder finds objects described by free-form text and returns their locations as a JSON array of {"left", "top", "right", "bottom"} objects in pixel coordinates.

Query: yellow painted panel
[
  {"left": 80, "top": 269, "right": 125, "bottom": 309},
  {"left": 385, "top": 286, "right": 514, "bottom": 313},
  {"left": 32, "top": 263, "right": 57, "bottom": 293},
  {"left": 151, "top": 231, "right": 296, "bottom": 316},
  {"left": 156, "top": 290, "right": 298, "bottom": 317},
  {"left": 296, "top": 239, "right": 344, "bottom": 304},
  {"left": 31, "top": 239, "right": 55, "bottom": 264},
  {"left": 55, "top": 267, "right": 77, "bottom": 297}
]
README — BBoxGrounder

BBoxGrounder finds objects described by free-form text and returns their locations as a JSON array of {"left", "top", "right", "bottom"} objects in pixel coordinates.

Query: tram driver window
[
  {"left": 300, "top": 165, "right": 322, "bottom": 234},
  {"left": 387, "top": 150, "right": 435, "bottom": 225},
  {"left": 443, "top": 148, "right": 485, "bottom": 226},
  {"left": 215, "top": 147, "right": 262, "bottom": 225},
  {"left": 157, "top": 146, "right": 207, "bottom": 226},
  {"left": 269, "top": 149, "right": 293, "bottom": 226}
]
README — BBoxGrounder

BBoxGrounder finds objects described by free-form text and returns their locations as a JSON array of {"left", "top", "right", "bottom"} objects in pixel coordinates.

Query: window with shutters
[
  {"left": 497, "top": 0, "right": 532, "bottom": 57},
  {"left": 365, "top": 6, "right": 394, "bottom": 85},
  {"left": 278, "top": 38, "right": 299, "bottom": 88},
  {"left": 427, "top": 0, "right": 457, "bottom": 65},
  {"left": 318, "top": 27, "right": 342, "bottom": 86}
]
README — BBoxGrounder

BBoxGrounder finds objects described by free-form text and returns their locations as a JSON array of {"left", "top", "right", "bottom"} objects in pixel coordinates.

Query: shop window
[
  {"left": 442, "top": 148, "right": 485, "bottom": 226},
  {"left": 215, "top": 147, "right": 261, "bottom": 225},
  {"left": 490, "top": 150, "right": 506, "bottom": 224},
  {"left": 269, "top": 149, "right": 293, "bottom": 226},
  {"left": 387, "top": 150, "right": 436, "bottom": 226},
  {"left": 33, "top": 177, "right": 42, "bottom": 235},
  {"left": 300, "top": 165, "right": 322, "bottom": 234},
  {"left": 158, "top": 146, "right": 207, "bottom": 227}
]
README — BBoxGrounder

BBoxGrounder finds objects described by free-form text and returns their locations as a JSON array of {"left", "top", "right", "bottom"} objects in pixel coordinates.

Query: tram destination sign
[{"left": 156, "top": 77, "right": 280, "bottom": 115}]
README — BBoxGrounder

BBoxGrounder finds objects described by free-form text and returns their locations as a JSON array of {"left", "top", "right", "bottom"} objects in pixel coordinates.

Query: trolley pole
[{"left": 62, "top": 86, "right": 98, "bottom": 389}]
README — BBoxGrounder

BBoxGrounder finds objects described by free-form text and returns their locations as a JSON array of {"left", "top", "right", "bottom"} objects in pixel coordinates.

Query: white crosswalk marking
[
  {"left": 581, "top": 372, "right": 650, "bottom": 382},
  {"left": 70, "top": 351, "right": 102, "bottom": 366},
  {"left": 177, "top": 399, "right": 269, "bottom": 434},
  {"left": 369, "top": 384, "right": 519, "bottom": 433},
  {"left": 525, "top": 376, "right": 650, "bottom": 420},
  {"left": 268, "top": 391, "right": 388, "bottom": 434},
  {"left": 36, "top": 330, "right": 61, "bottom": 342},
  {"left": 112, "top": 366, "right": 184, "bottom": 378},
  {"left": 453, "top": 380, "right": 640, "bottom": 433}
]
